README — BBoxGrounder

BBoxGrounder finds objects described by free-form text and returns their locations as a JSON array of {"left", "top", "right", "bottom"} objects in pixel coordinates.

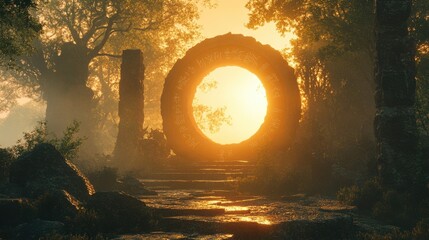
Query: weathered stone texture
[
  {"left": 114, "top": 49, "right": 145, "bottom": 170},
  {"left": 375, "top": 0, "right": 420, "bottom": 189},
  {"left": 9, "top": 143, "right": 95, "bottom": 201}
]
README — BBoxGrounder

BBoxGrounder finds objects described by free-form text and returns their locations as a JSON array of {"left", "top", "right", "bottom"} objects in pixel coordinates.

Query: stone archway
[{"left": 161, "top": 34, "right": 301, "bottom": 160}]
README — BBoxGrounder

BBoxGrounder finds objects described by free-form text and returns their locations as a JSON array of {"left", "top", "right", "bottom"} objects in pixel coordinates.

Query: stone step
[
  {"left": 155, "top": 168, "right": 246, "bottom": 174},
  {"left": 140, "top": 179, "right": 237, "bottom": 190},
  {"left": 142, "top": 172, "right": 246, "bottom": 181},
  {"left": 114, "top": 232, "right": 233, "bottom": 240},
  {"left": 158, "top": 213, "right": 353, "bottom": 240},
  {"left": 159, "top": 164, "right": 255, "bottom": 172}
]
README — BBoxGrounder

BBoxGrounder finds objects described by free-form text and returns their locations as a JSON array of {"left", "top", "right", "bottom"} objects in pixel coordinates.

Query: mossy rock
[
  {"left": 35, "top": 190, "right": 82, "bottom": 222},
  {"left": 0, "top": 198, "right": 37, "bottom": 226},
  {"left": 85, "top": 192, "right": 154, "bottom": 233},
  {"left": 9, "top": 143, "right": 94, "bottom": 201}
]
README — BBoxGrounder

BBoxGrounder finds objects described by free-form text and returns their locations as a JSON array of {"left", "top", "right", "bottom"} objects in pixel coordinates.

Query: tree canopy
[
  {"left": 0, "top": 0, "right": 41, "bottom": 66},
  {"left": 245, "top": 0, "right": 428, "bottom": 187},
  {"left": 1, "top": 0, "right": 206, "bottom": 154}
]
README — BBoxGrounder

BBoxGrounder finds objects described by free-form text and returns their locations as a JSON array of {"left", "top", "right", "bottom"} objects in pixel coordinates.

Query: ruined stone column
[
  {"left": 374, "top": 0, "right": 421, "bottom": 190},
  {"left": 114, "top": 50, "right": 145, "bottom": 170}
]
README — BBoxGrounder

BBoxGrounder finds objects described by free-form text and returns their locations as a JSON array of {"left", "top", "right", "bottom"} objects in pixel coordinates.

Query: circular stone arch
[{"left": 161, "top": 34, "right": 300, "bottom": 161}]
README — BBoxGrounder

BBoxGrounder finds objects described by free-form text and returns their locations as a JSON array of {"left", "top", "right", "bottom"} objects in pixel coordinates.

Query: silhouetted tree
[
  {"left": 246, "top": 0, "right": 377, "bottom": 189},
  {"left": 8, "top": 0, "right": 203, "bottom": 156},
  {"left": 246, "top": 0, "right": 428, "bottom": 192}
]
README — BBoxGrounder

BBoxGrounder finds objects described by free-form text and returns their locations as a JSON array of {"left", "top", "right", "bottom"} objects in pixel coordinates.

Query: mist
[{"left": 0, "top": 0, "right": 428, "bottom": 239}]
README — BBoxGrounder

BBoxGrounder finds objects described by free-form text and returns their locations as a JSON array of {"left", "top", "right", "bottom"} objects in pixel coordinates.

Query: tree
[
  {"left": 246, "top": 0, "right": 377, "bottom": 188},
  {"left": 246, "top": 0, "right": 428, "bottom": 191},
  {"left": 0, "top": 0, "right": 41, "bottom": 66},
  {"left": 11, "top": 0, "right": 203, "bottom": 155},
  {"left": 0, "top": 0, "right": 41, "bottom": 113}
]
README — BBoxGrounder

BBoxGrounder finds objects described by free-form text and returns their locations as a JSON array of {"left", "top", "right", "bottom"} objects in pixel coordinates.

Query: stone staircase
[
  {"left": 139, "top": 159, "right": 253, "bottom": 191},
  {"left": 115, "top": 158, "right": 392, "bottom": 240}
]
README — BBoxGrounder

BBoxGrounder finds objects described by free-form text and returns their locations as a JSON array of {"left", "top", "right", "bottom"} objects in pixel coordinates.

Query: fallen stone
[
  {"left": 86, "top": 191, "right": 154, "bottom": 233},
  {"left": 9, "top": 143, "right": 94, "bottom": 201},
  {"left": 118, "top": 175, "right": 157, "bottom": 196}
]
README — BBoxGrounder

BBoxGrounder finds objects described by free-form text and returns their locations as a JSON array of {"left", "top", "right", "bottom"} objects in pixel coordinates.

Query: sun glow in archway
[{"left": 193, "top": 66, "right": 268, "bottom": 145}]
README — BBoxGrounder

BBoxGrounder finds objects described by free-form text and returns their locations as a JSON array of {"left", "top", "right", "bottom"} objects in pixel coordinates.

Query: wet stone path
[{"left": 115, "top": 160, "right": 392, "bottom": 240}]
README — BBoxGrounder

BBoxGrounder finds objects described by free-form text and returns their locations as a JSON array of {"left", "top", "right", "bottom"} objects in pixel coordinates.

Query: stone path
[{"left": 116, "top": 159, "right": 394, "bottom": 240}]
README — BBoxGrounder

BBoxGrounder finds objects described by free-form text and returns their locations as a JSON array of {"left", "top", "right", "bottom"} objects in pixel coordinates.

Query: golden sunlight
[{"left": 192, "top": 67, "right": 267, "bottom": 144}]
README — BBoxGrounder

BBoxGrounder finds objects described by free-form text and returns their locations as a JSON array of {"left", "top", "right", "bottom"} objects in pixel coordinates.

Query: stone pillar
[
  {"left": 114, "top": 49, "right": 145, "bottom": 170},
  {"left": 374, "top": 0, "right": 420, "bottom": 190}
]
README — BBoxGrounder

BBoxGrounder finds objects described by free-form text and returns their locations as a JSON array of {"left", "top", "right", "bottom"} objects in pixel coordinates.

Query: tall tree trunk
[
  {"left": 44, "top": 42, "right": 95, "bottom": 156},
  {"left": 374, "top": 0, "right": 420, "bottom": 190}
]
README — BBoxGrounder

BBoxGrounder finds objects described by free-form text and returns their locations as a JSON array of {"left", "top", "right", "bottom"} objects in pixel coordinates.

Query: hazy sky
[
  {"left": 195, "top": 0, "right": 292, "bottom": 144},
  {"left": 199, "top": 0, "right": 292, "bottom": 50}
]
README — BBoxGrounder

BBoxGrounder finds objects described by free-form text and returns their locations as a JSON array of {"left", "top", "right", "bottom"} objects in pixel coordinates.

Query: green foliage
[
  {"left": 141, "top": 128, "right": 170, "bottom": 166},
  {"left": 359, "top": 219, "right": 429, "bottom": 240},
  {"left": 338, "top": 179, "right": 429, "bottom": 228},
  {"left": 12, "top": 121, "right": 84, "bottom": 160},
  {"left": 246, "top": 0, "right": 378, "bottom": 196},
  {"left": 337, "top": 178, "right": 382, "bottom": 212},
  {"left": 193, "top": 78, "right": 232, "bottom": 134},
  {"left": 193, "top": 104, "right": 232, "bottom": 134},
  {"left": 0, "top": 0, "right": 41, "bottom": 66},
  {"left": 245, "top": 0, "right": 428, "bottom": 197}
]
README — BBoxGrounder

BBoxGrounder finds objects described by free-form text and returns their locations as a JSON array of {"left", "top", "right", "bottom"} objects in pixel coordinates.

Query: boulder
[
  {"left": 9, "top": 143, "right": 94, "bottom": 201},
  {"left": 0, "top": 198, "right": 37, "bottom": 226},
  {"left": 118, "top": 175, "right": 157, "bottom": 196},
  {"left": 35, "top": 190, "right": 81, "bottom": 222},
  {"left": 0, "top": 182, "right": 25, "bottom": 198},
  {"left": 12, "top": 219, "right": 64, "bottom": 240},
  {"left": 86, "top": 192, "right": 154, "bottom": 233}
]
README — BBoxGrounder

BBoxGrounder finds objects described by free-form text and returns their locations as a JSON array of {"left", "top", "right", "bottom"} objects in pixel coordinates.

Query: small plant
[
  {"left": 140, "top": 128, "right": 170, "bottom": 170},
  {"left": 338, "top": 178, "right": 429, "bottom": 228},
  {"left": 11, "top": 121, "right": 84, "bottom": 161},
  {"left": 337, "top": 178, "right": 383, "bottom": 212}
]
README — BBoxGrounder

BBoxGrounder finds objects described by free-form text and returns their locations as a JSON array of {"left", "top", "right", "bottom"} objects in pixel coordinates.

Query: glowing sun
[{"left": 193, "top": 66, "right": 268, "bottom": 144}]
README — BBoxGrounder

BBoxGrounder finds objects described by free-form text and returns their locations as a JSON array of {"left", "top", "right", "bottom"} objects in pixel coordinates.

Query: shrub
[
  {"left": 338, "top": 178, "right": 429, "bottom": 228},
  {"left": 11, "top": 121, "right": 84, "bottom": 161},
  {"left": 358, "top": 219, "right": 429, "bottom": 240},
  {"left": 337, "top": 178, "right": 383, "bottom": 212},
  {"left": 140, "top": 128, "right": 170, "bottom": 170}
]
